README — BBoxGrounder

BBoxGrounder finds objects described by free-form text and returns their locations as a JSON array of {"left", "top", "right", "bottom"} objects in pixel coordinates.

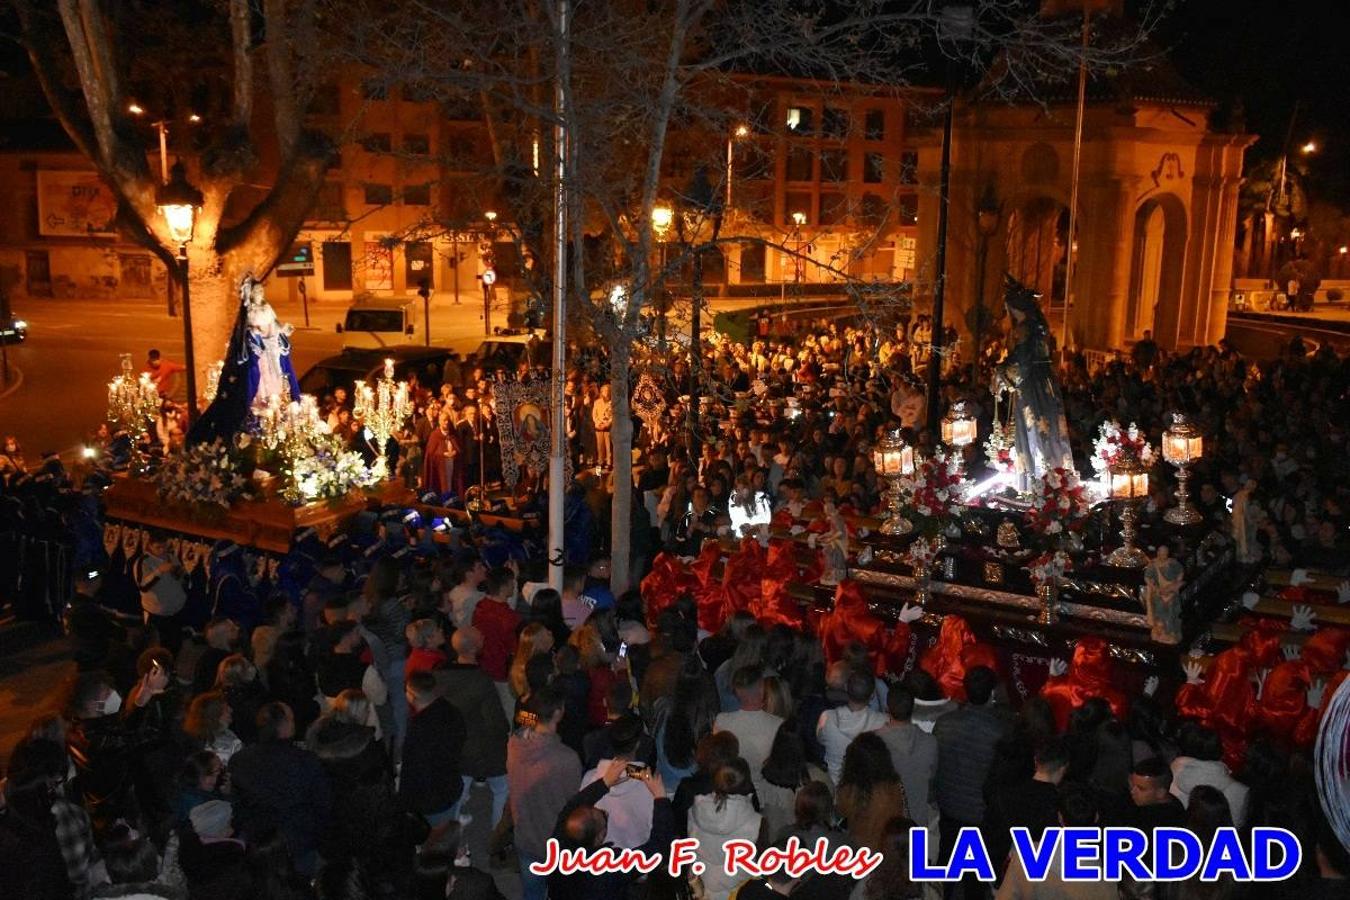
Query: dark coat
[
  {"left": 932, "top": 703, "right": 1014, "bottom": 825},
  {"left": 437, "top": 663, "right": 509, "bottom": 777},
  {"left": 546, "top": 779, "right": 675, "bottom": 900},
  {"left": 399, "top": 697, "right": 467, "bottom": 815},
  {"left": 227, "top": 739, "right": 332, "bottom": 861}
]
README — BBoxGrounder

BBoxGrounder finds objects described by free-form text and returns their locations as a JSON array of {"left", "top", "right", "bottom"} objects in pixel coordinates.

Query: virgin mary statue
[
  {"left": 991, "top": 275, "right": 1073, "bottom": 487},
  {"left": 187, "top": 275, "right": 300, "bottom": 445}
]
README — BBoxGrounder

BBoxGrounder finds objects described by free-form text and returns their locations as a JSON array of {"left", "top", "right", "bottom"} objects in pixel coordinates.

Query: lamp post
[
  {"left": 1105, "top": 453, "right": 1150, "bottom": 567},
  {"left": 155, "top": 160, "right": 203, "bottom": 424},
  {"left": 726, "top": 123, "right": 749, "bottom": 211},
  {"left": 971, "top": 186, "right": 1000, "bottom": 384},
  {"left": 872, "top": 430, "right": 916, "bottom": 535},
  {"left": 1162, "top": 412, "right": 1204, "bottom": 526},
  {"left": 652, "top": 204, "right": 673, "bottom": 347},
  {"left": 789, "top": 211, "right": 807, "bottom": 283},
  {"left": 682, "top": 168, "right": 722, "bottom": 462}
]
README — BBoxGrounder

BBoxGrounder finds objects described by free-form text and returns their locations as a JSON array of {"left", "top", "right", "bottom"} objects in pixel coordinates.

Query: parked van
[{"left": 336, "top": 296, "right": 418, "bottom": 349}]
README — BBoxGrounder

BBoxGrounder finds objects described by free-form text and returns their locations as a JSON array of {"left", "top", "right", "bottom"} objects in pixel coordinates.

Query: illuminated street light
[
  {"left": 128, "top": 102, "right": 145, "bottom": 115},
  {"left": 734, "top": 124, "right": 750, "bottom": 138},
  {"left": 791, "top": 210, "right": 807, "bottom": 227},
  {"left": 484, "top": 210, "right": 498, "bottom": 223},
  {"left": 1301, "top": 141, "right": 1318, "bottom": 154},
  {"left": 156, "top": 161, "right": 203, "bottom": 423},
  {"left": 651, "top": 204, "right": 674, "bottom": 234}
]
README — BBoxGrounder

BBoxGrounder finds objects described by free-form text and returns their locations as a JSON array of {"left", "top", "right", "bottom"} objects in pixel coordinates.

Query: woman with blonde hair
[
  {"left": 183, "top": 691, "right": 243, "bottom": 764},
  {"left": 509, "top": 622, "right": 555, "bottom": 699},
  {"left": 214, "top": 652, "right": 266, "bottom": 743},
  {"left": 569, "top": 618, "right": 621, "bottom": 727}
]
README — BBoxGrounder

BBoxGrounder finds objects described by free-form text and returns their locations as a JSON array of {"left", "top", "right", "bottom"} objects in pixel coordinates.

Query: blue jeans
[
  {"left": 519, "top": 855, "right": 548, "bottom": 900},
  {"left": 453, "top": 774, "right": 509, "bottom": 828}
]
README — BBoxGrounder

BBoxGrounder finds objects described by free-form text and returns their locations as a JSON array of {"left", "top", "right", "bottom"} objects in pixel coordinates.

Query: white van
[{"left": 336, "top": 297, "right": 418, "bottom": 349}]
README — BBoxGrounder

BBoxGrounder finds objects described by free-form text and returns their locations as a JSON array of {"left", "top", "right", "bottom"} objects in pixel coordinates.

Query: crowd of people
[{"left": 1, "top": 308, "right": 1348, "bottom": 900}]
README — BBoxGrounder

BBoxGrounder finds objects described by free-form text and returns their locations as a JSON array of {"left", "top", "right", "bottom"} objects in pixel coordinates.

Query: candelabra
[
  {"left": 203, "top": 360, "right": 225, "bottom": 405},
  {"left": 1162, "top": 412, "right": 1204, "bottom": 526},
  {"left": 872, "top": 430, "right": 915, "bottom": 536},
  {"left": 256, "top": 387, "right": 324, "bottom": 452},
  {"left": 1106, "top": 453, "right": 1150, "bottom": 567},
  {"left": 353, "top": 358, "right": 412, "bottom": 478},
  {"left": 107, "top": 353, "right": 160, "bottom": 437}
]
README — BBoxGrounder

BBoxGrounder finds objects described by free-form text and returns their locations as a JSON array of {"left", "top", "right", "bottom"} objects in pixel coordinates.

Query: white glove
[
  {"left": 1290, "top": 568, "right": 1311, "bottom": 587},
  {"left": 1241, "top": 591, "right": 1261, "bottom": 611},
  {"left": 1254, "top": 669, "right": 1268, "bottom": 699},
  {"left": 1336, "top": 581, "right": 1350, "bottom": 605},
  {"left": 1306, "top": 678, "right": 1326, "bottom": 709},
  {"left": 1183, "top": 660, "right": 1205, "bottom": 686},
  {"left": 789, "top": 524, "right": 806, "bottom": 536},
  {"left": 807, "top": 533, "right": 818, "bottom": 549},
  {"left": 1290, "top": 604, "right": 1317, "bottom": 632},
  {"left": 1144, "top": 675, "right": 1159, "bottom": 698},
  {"left": 897, "top": 603, "right": 923, "bottom": 624},
  {"left": 1048, "top": 658, "right": 1068, "bottom": 677},
  {"left": 1282, "top": 644, "right": 1302, "bottom": 662},
  {"left": 857, "top": 546, "right": 874, "bottom": 566},
  {"left": 857, "top": 527, "right": 871, "bottom": 539}
]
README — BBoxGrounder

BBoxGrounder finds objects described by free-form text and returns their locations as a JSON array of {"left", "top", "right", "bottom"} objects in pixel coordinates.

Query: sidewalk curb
[{"left": 0, "top": 365, "right": 24, "bottom": 401}]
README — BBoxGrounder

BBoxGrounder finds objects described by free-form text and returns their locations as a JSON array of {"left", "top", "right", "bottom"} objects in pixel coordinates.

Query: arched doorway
[
  {"left": 1005, "top": 196, "right": 1069, "bottom": 308},
  {"left": 1126, "top": 194, "right": 1187, "bottom": 343}
]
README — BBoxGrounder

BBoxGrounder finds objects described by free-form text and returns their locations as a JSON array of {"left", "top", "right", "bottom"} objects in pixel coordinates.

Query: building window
[
  {"left": 310, "top": 83, "right": 341, "bottom": 116},
  {"left": 361, "top": 133, "right": 392, "bottom": 153},
  {"left": 898, "top": 195, "right": 918, "bottom": 226},
  {"left": 314, "top": 182, "right": 346, "bottom": 221},
  {"left": 403, "top": 134, "right": 430, "bottom": 155},
  {"left": 786, "top": 106, "right": 814, "bottom": 135},
  {"left": 363, "top": 183, "right": 393, "bottom": 205},
  {"left": 403, "top": 82, "right": 436, "bottom": 103},
  {"left": 325, "top": 149, "right": 343, "bottom": 172},
  {"left": 361, "top": 79, "right": 388, "bottom": 101},
  {"left": 819, "top": 192, "right": 848, "bottom": 225},
  {"left": 900, "top": 151, "right": 919, "bottom": 185},
  {"left": 863, "top": 153, "right": 885, "bottom": 184},
  {"left": 734, "top": 143, "right": 771, "bottom": 181},
  {"left": 785, "top": 192, "right": 812, "bottom": 225},
  {"left": 821, "top": 107, "right": 849, "bottom": 138},
  {"left": 864, "top": 109, "right": 886, "bottom": 141},
  {"left": 860, "top": 192, "right": 887, "bottom": 227},
  {"left": 322, "top": 241, "right": 353, "bottom": 291},
  {"left": 402, "top": 183, "right": 432, "bottom": 206},
  {"left": 820, "top": 149, "right": 848, "bottom": 183},
  {"left": 740, "top": 243, "right": 766, "bottom": 283},
  {"left": 786, "top": 146, "right": 814, "bottom": 182}
]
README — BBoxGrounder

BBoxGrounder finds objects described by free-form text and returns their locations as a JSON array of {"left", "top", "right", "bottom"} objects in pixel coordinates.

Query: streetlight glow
[
  {"left": 484, "top": 209, "right": 498, "bottom": 222},
  {"left": 791, "top": 210, "right": 807, "bottom": 226},
  {"left": 188, "top": 113, "right": 202, "bottom": 123},
  {"left": 652, "top": 204, "right": 674, "bottom": 233},
  {"left": 734, "top": 124, "right": 750, "bottom": 138},
  {"left": 1301, "top": 141, "right": 1318, "bottom": 154},
  {"left": 128, "top": 102, "right": 144, "bottom": 115}
]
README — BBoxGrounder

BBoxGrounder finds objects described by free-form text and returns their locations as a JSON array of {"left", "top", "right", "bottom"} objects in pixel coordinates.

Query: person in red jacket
[{"left": 472, "top": 565, "right": 523, "bottom": 721}]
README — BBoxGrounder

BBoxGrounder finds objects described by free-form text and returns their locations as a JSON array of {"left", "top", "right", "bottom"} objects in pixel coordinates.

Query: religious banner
[
  {"left": 631, "top": 372, "right": 664, "bottom": 434},
  {"left": 37, "top": 170, "right": 118, "bottom": 237},
  {"left": 492, "top": 378, "right": 560, "bottom": 489}
]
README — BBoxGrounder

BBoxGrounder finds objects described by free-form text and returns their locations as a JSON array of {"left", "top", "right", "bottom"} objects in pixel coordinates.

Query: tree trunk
[
  {"left": 609, "top": 344, "right": 634, "bottom": 594},
  {"left": 183, "top": 253, "right": 236, "bottom": 391}
]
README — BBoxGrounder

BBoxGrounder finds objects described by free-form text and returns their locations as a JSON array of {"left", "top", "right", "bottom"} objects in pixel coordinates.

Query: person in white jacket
[
  {"left": 687, "top": 759, "right": 768, "bottom": 900},
  {"left": 1169, "top": 722, "right": 1250, "bottom": 827}
]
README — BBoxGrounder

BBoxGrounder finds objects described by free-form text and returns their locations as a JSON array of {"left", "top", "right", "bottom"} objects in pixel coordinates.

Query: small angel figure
[
  {"left": 1142, "top": 545, "right": 1185, "bottom": 644},
  {"left": 818, "top": 496, "right": 850, "bottom": 586}
]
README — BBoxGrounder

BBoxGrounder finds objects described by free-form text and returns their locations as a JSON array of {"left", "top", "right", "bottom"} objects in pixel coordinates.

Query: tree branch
[
  {"left": 55, "top": 0, "right": 117, "bottom": 169},
  {"left": 230, "top": 0, "right": 254, "bottom": 130},
  {"left": 12, "top": 0, "right": 99, "bottom": 161},
  {"left": 263, "top": 0, "right": 300, "bottom": 161}
]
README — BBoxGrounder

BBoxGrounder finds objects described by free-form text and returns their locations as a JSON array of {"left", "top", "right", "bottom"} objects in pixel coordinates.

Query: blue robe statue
[
  {"left": 992, "top": 275, "right": 1074, "bottom": 487},
  {"left": 188, "top": 275, "right": 300, "bottom": 446}
]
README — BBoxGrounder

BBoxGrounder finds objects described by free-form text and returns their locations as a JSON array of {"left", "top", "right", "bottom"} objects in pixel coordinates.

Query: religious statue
[
  {"left": 1142, "top": 545, "right": 1185, "bottom": 644},
  {"left": 188, "top": 275, "right": 300, "bottom": 446},
  {"left": 990, "top": 275, "right": 1074, "bottom": 490},
  {"left": 1231, "top": 478, "right": 1261, "bottom": 564},
  {"left": 816, "top": 497, "right": 849, "bottom": 586}
]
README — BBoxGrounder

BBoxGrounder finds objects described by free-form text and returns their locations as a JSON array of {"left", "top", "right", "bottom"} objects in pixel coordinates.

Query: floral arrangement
[
  {"left": 907, "top": 535, "right": 939, "bottom": 573},
  {"left": 1025, "top": 466, "right": 1091, "bottom": 537},
  {"left": 1091, "top": 419, "right": 1156, "bottom": 478},
  {"left": 1027, "top": 550, "right": 1072, "bottom": 587},
  {"left": 983, "top": 421, "right": 1016, "bottom": 473},
  {"left": 898, "top": 449, "right": 968, "bottom": 537},
  {"left": 154, "top": 438, "right": 256, "bottom": 510},
  {"left": 283, "top": 432, "right": 378, "bottom": 505}
]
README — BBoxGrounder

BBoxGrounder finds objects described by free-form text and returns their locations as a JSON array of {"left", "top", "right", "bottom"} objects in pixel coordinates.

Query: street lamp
[
  {"left": 971, "top": 184, "right": 1001, "bottom": 383},
  {"left": 726, "top": 123, "right": 750, "bottom": 210},
  {"left": 1301, "top": 141, "right": 1318, "bottom": 155},
  {"left": 651, "top": 205, "right": 674, "bottom": 347},
  {"left": 484, "top": 209, "right": 498, "bottom": 223},
  {"left": 1161, "top": 412, "right": 1204, "bottom": 526},
  {"left": 156, "top": 160, "right": 203, "bottom": 423},
  {"left": 651, "top": 205, "right": 674, "bottom": 233}
]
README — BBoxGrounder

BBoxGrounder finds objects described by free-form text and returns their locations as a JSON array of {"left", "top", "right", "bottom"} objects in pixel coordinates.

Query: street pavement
[{"left": 0, "top": 290, "right": 508, "bottom": 461}]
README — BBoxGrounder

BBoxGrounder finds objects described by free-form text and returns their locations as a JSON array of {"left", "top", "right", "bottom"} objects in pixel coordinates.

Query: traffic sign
[{"left": 277, "top": 241, "right": 315, "bottom": 277}]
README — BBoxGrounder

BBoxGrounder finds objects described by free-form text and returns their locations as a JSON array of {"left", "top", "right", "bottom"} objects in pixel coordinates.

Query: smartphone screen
[{"left": 618, "top": 641, "right": 629, "bottom": 659}]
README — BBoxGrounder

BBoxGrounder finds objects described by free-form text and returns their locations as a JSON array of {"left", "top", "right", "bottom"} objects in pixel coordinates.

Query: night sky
[{"left": 1153, "top": 0, "right": 1350, "bottom": 202}]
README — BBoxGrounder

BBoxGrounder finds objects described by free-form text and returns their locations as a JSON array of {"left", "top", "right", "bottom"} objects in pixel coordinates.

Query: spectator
[
  {"left": 183, "top": 691, "right": 243, "bottom": 765},
  {"left": 714, "top": 665, "right": 785, "bottom": 800},
  {"left": 471, "top": 565, "right": 524, "bottom": 719},
  {"left": 984, "top": 736, "right": 1069, "bottom": 877},
  {"left": 817, "top": 667, "right": 888, "bottom": 784},
  {"left": 508, "top": 687, "right": 583, "bottom": 900},
  {"left": 687, "top": 758, "right": 768, "bottom": 900},
  {"left": 227, "top": 702, "right": 332, "bottom": 877},
  {"left": 995, "top": 784, "right": 1116, "bottom": 900},
  {"left": 440, "top": 626, "right": 511, "bottom": 830},
  {"left": 577, "top": 714, "right": 656, "bottom": 849},
  {"left": 1170, "top": 721, "right": 1250, "bottom": 827},
  {"left": 400, "top": 671, "right": 467, "bottom": 837},
  {"left": 835, "top": 731, "right": 908, "bottom": 852},
  {"left": 191, "top": 617, "right": 240, "bottom": 696},
  {"left": 875, "top": 683, "right": 938, "bottom": 828},
  {"left": 1126, "top": 755, "right": 1186, "bottom": 830}
]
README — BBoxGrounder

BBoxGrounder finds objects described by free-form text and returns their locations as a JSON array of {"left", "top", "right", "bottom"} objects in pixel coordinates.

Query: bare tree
[
  {"left": 11, "top": 0, "right": 335, "bottom": 383},
  {"left": 332, "top": 0, "right": 1166, "bottom": 593}
]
